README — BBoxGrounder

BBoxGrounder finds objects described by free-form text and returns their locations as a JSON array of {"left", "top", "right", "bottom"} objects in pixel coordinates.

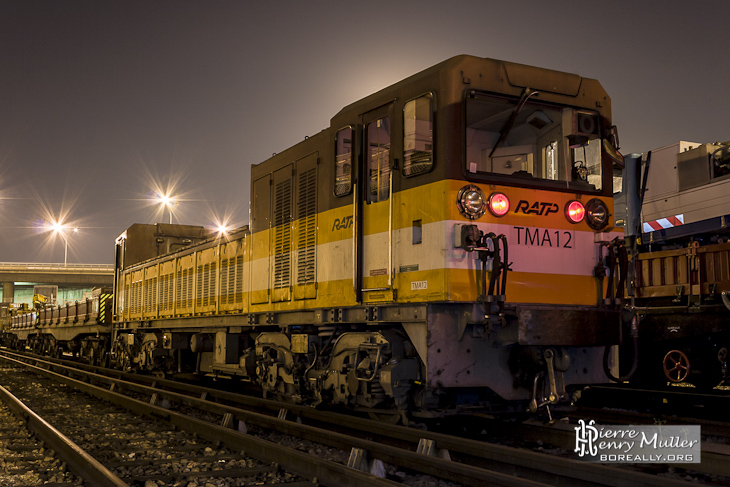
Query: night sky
[{"left": 1, "top": 0, "right": 728, "bottom": 264}]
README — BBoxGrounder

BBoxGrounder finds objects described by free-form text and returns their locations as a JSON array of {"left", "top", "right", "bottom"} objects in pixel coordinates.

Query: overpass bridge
[{"left": 0, "top": 263, "right": 114, "bottom": 304}]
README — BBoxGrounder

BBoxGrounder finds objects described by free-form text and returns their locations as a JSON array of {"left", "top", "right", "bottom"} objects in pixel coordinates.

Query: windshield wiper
[{"left": 488, "top": 87, "right": 540, "bottom": 159}]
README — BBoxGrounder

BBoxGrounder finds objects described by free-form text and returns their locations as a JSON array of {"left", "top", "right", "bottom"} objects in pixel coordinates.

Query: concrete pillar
[{"left": 3, "top": 282, "right": 14, "bottom": 303}]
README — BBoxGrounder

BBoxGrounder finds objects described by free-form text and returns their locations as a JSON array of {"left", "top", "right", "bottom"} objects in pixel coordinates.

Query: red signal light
[
  {"left": 488, "top": 193, "right": 510, "bottom": 217},
  {"left": 565, "top": 200, "right": 585, "bottom": 223}
]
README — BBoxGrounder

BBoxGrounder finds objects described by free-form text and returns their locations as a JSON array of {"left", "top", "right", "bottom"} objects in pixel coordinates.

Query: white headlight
[
  {"left": 457, "top": 185, "right": 487, "bottom": 219},
  {"left": 585, "top": 198, "right": 609, "bottom": 230}
]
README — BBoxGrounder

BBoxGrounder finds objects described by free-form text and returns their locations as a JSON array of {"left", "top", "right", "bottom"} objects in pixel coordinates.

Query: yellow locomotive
[{"left": 111, "top": 55, "right": 624, "bottom": 417}]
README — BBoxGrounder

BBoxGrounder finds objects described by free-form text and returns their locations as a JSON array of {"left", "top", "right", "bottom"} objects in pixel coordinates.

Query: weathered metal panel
[
  {"left": 251, "top": 175, "right": 271, "bottom": 305},
  {"left": 635, "top": 241, "right": 730, "bottom": 298},
  {"left": 517, "top": 306, "right": 620, "bottom": 346}
]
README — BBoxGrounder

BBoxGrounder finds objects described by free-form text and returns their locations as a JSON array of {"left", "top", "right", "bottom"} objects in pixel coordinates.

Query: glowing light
[
  {"left": 488, "top": 193, "right": 510, "bottom": 217},
  {"left": 158, "top": 194, "right": 173, "bottom": 207},
  {"left": 566, "top": 201, "right": 586, "bottom": 223},
  {"left": 144, "top": 173, "right": 183, "bottom": 224},
  {"left": 44, "top": 218, "right": 79, "bottom": 265},
  {"left": 211, "top": 217, "right": 231, "bottom": 238},
  {"left": 25, "top": 182, "right": 90, "bottom": 264},
  {"left": 155, "top": 193, "right": 177, "bottom": 224},
  {"left": 141, "top": 164, "right": 205, "bottom": 226}
]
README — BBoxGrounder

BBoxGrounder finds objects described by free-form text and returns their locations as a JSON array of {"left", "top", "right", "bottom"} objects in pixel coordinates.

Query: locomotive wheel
[
  {"left": 88, "top": 344, "right": 100, "bottom": 366},
  {"left": 98, "top": 343, "right": 110, "bottom": 368},
  {"left": 48, "top": 338, "right": 60, "bottom": 358},
  {"left": 663, "top": 350, "right": 690, "bottom": 383},
  {"left": 111, "top": 339, "right": 132, "bottom": 371},
  {"left": 41, "top": 337, "right": 53, "bottom": 356},
  {"left": 81, "top": 340, "right": 94, "bottom": 364}
]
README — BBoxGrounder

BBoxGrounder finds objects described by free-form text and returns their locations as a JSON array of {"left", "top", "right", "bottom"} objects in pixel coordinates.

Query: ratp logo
[
  {"left": 332, "top": 216, "right": 353, "bottom": 231},
  {"left": 574, "top": 419, "right": 599, "bottom": 457}
]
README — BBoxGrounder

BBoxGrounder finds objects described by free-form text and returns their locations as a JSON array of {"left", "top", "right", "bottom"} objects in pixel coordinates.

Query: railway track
[
  {"left": 0, "top": 362, "right": 313, "bottom": 486},
  {"left": 0, "top": 385, "right": 82, "bottom": 486},
  {"left": 2, "top": 349, "right": 726, "bottom": 486}
]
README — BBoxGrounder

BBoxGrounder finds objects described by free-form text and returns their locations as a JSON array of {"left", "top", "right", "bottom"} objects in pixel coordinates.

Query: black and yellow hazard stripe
[{"left": 99, "top": 294, "right": 111, "bottom": 323}]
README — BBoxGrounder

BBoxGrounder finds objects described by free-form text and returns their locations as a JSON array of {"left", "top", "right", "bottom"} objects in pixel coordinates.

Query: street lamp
[
  {"left": 50, "top": 223, "right": 78, "bottom": 266},
  {"left": 157, "top": 193, "right": 176, "bottom": 224}
]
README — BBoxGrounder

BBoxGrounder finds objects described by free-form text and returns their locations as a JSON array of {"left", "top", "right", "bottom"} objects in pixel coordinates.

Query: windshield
[{"left": 465, "top": 93, "right": 604, "bottom": 192}]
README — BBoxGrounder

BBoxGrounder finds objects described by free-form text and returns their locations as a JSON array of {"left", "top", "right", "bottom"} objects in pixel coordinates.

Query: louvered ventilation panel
[
  {"left": 273, "top": 179, "right": 291, "bottom": 289},
  {"left": 297, "top": 168, "right": 316, "bottom": 284},
  {"left": 235, "top": 255, "right": 244, "bottom": 303},
  {"left": 176, "top": 270, "right": 184, "bottom": 310},
  {"left": 220, "top": 259, "right": 229, "bottom": 305}
]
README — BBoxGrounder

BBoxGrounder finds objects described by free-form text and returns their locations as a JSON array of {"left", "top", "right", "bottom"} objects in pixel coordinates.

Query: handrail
[{"left": 0, "top": 262, "right": 114, "bottom": 272}]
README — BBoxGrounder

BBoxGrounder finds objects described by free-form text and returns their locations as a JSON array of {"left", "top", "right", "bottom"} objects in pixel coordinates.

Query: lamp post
[
  {"left": 50, "top": 222, "right": 77, "bottom": 266},
  {"left": 63, "top": 227, "right": 78, "bottom": 266},
  {"left": 157, "top": 194, "right": 176, "bottom": 224}
]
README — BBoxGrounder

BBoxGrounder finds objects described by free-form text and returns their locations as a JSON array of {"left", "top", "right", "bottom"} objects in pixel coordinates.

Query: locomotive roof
[{"left": 330, "top": 54, "right": 609, "bottom": 123}]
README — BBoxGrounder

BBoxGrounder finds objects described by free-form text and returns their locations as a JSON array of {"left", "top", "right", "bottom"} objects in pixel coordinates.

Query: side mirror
[
  {"left": 604, "top": 139, "right": 624, "bottom": 168},
  {"left": 604, "top": 125, "right": 624, "bottom": 169},
  {"left": 609, "top": 125, "right": 620, "bottom": 151}
]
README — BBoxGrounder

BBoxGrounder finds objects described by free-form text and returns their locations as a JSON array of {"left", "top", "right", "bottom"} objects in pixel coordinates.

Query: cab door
[{"left": 359, "top": 104, "right": 395, "bottom": 302}]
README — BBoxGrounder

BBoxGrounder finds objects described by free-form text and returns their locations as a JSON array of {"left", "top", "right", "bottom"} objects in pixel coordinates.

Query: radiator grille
[
  {"left": 297, "top": 167, "right": 316, "bottom": 284},
  {"left": 273, "top": 179, "right": 291, "bottom": 289},
  {"left": 234, "top": 254, "right": 244, "bottom": 304}
]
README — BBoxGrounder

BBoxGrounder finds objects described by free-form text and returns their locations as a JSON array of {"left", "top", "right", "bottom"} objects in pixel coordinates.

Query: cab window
[
  {"left": 366, "top": 117, "right": 391, "bottom": 203},
  {"left": 465, "top": 92, "right": 603, "bottom": 192},
  {"left": 403, "top": 93, "right": 434, "bottom": 176},
  {"left": 334, "top": 127, "right": 353, "bottom": 197}
]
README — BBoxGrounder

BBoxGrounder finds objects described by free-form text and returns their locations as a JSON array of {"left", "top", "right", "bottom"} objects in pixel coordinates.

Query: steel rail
[
  {"left": 0, "top": 384, "right": 130, "bottom": 487},
  {"left": 0, "top": 350, "right": 702, "bottom": 487},
  {"left": 0, "top": 354, "right": 405, "bottom": 487},
  {"left": 132, "top": 364, "right": 728, "bottom": 484},
  {"left": 1, "top": 352, "right": 552, "bottom": 487},
  {"left": 33, "top": 352, "right": 704, "bottom": 487}
]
